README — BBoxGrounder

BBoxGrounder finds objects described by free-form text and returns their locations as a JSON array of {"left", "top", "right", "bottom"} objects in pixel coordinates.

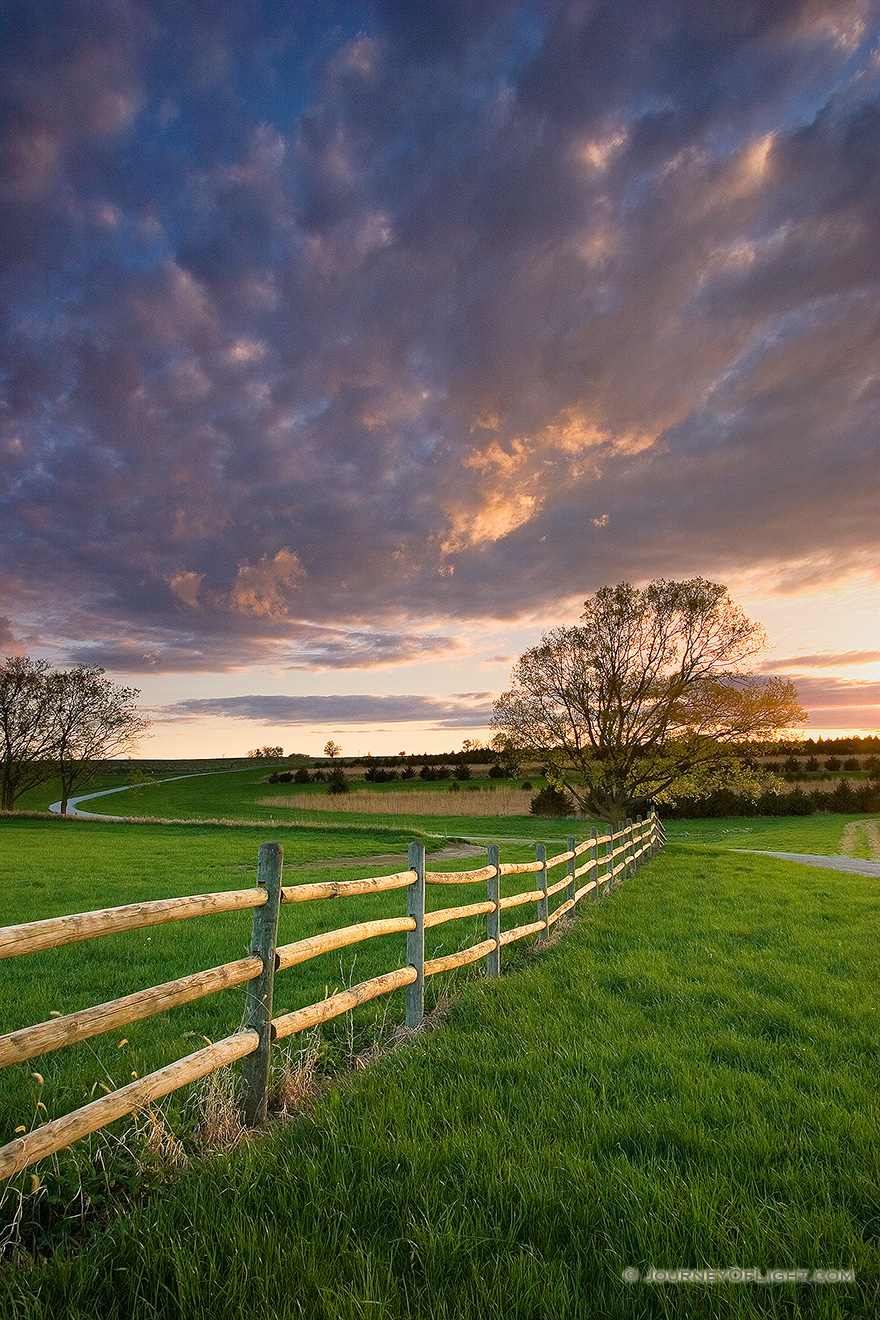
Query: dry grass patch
[{"left": 258, "top": 788, "right": 551, "bottom": 816}]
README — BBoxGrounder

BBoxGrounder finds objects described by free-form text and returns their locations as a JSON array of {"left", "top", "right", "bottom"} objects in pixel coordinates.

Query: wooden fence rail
[{"left": 0, "top": 813, "right": 665, "bottom": 1180}]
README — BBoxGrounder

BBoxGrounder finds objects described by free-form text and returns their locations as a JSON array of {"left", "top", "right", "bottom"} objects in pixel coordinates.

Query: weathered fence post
[
  {"left": 589, "top": 826, "right": 599, "bottom": 902},
  {"left": 241, "top": 841, "right": 283, "bottom": 1127},
  {"left": 566, "top": 835, "right": 576, "bottom": 907},
  {"left": 406, "top": 840, "right": 425, "bottom": 1029},
  {"left": 487, "top": 843, "right": 501, "bottom": 977},
  {"left": 536, "top": 843, "right": 548, "bottom": 941},
  {"left": 604, "top": 825, "right": 614, "bottom": 895}
]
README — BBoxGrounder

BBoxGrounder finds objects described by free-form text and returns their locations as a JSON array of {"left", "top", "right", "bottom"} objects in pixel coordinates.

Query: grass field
[
  {"left": 663, "top": 814, "right": 871, "bottom": 853},
  {"left": 0, "top": 812, "right": 505, "bottom": 1164},
  {"left": 0, "top": 772, "right": 877, "bottom": 1316}
]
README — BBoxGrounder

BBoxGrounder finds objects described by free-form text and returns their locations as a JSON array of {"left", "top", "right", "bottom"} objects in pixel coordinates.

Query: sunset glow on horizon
[{"left": 1, "top": 2, "right": 878, "bottom": 759}]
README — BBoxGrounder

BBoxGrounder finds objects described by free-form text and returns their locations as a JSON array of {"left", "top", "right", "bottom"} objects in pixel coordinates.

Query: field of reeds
[{"left": 259, "top": 786, "right": 548, "bottom": 816}]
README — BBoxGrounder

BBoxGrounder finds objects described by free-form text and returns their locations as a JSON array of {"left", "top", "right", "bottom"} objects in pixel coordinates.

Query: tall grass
[{"left": 260, "top": 787, "right": 547, "bottom": 816}]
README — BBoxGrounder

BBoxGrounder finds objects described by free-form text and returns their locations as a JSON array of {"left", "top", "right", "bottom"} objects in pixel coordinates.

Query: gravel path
[{"left": 735, "top": 850, "right": 880, "bottom": 878}]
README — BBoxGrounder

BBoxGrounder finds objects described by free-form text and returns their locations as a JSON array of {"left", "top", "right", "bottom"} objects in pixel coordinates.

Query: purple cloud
[
  {"left": 0, "top": 1, "right": 878, "bottom": 672},
  {"left": 158, "top": 692, "right": 496, "bottom": 729},
  {"left": 763, "top": 651, "right": 880, "bottom": 671}
]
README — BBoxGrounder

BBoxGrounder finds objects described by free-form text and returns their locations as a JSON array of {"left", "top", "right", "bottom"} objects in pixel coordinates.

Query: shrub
[
  {"left": 488, "top": 764, "right": 507, "bottom": 778},
  {"left": 327, "top": 767, "right": 349, "bottom": 795},
  {"left": 843, "top": 758, "right": 860, "bottom": 772},
  {"left": 824, "top": 757, "right": 842, "bottom": 772},
  {"left": 829, "top": 779, "right": 855, "bottom": 811},
  {"left": 521, "top": 780, "right": 533, "bottom": 791},
  {"left": 530, "top": 785, "right": 573, "bottom": 817},
  {"left": 805, "top": 757, "right": 820, "bottom": 772},
  {"left": 293, "top": 767, "right": 311, "bottom": 784}
]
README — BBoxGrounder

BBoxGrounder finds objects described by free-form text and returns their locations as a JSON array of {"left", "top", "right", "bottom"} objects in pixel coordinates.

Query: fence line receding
[{"left": 0, "top": 812, "right": 665, "bottom": 1179}]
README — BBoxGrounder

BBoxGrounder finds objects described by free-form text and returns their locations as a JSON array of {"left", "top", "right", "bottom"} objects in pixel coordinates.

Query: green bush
[{"left": 529, "top": 785, "right": 573, "bottom": 817}]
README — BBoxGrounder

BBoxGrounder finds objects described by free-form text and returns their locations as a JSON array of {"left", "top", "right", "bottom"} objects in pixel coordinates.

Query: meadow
[{"left": 0, "top": 770, "right": 877, "bottom": 1317}]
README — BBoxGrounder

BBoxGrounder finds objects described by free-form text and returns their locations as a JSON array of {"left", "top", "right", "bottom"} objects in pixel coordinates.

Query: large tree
[
  {"left": 0, "top": 658, "right": 150, "bottom": 813},
  {"left": 46, "top": 666, "right": 150, "bottom": 815},
  {"left": 0, "top": 657, "right": 56, "bottom": 810},
  {"left": 491, "top": 579, "right": 806, "bottom": 825}
]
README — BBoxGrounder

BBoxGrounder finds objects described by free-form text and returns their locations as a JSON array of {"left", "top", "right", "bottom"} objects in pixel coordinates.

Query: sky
[{"left": 1, "top": 0, "right": 879, "bottom": 758}]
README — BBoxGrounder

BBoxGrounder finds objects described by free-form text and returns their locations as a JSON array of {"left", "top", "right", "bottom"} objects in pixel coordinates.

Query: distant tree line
[
  {"left": 0, "top": 657, "right": 149, "bottom": 813},
  {"left": 769, "top": 735, "right": 880, "bottom": 755},
  {"left": 663, "top": 778, "right": 880, "bottom": 818},
  {"left": 763, "top": 754, "right": 880, "bottom": 777}
]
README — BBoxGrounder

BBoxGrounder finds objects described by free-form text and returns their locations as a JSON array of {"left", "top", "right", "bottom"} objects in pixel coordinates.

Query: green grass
[
  {"left": 663, "top": 815, "right": 864, "bottom": 853},
  {"left": 0, "top": 814, "right": 542, "bottom": 1178},
  {"left": 1, "top": 780, "right": 877, "bottom": 1315},
  {"left": 1, "top": 841, "right": 877, "bottom": 1317}
]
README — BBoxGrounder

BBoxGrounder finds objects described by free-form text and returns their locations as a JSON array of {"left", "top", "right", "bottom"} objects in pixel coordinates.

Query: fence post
[
  {"left": 624, "top": 818, "right": 634, "bottom": 880},
  {"left": 536, "top": 843, "right": 548, "bottom": 940},
  {"left": 487, "top": 844, "right": 501, "bottom": 977},
  {"left": 589, "top": 826, "right": 599, "bottom": 901},
  {"left": 566, "top": 835, "right": 576, "bottom": 907},
  {"left": 241, "top": 841, "right": 283, "bottom": 1127},
  {"left": 604, "top": 825, "right": 614, "bottom": 895},
  {"left": 406, "top": 841, "right": 425, "bottom": 1029}
]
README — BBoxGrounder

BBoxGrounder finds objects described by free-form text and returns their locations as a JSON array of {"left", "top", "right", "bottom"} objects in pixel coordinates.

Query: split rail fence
[{"left": 0, "top": 812, "right": 664, "bottom": 1180}]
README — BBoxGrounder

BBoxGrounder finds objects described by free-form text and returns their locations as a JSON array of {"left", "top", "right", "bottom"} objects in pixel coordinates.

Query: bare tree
[
  {"left": 491, "top": 578, "right": 806, "bottom": 825},
  {"left": 0, "top": 657, "right": 56, "bottom": 810},
  {"left": 46, "top": 666, "right": 151, "bottom": 814}
]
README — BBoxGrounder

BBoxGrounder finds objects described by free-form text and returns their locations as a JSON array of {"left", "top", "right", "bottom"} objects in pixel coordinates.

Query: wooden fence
[{"left": 0, "top": 813, "right": 665, "bottom": 1180}]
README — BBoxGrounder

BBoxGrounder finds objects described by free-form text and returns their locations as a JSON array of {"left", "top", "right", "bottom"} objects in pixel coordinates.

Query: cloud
[
  {"left": 158, "top": 692, "right": 497, "bottom": 729},
  {"left": 770, "top": 673, "right": 880, "bottom": 729},
  {"left": 763, "top": 651, "right": 880, "bottom": 670},
  {"left": 62, "top": 624, "right": 459, "bottom": 674},
  {"left": 0, "top": 617, "right": 22, "bottom": 653},
  {"left": 805, "top": 708, "right": 880, "bottom": 730},
  {"left": 783, "top": 675, "right": 880, "bottom": 708},
  {"left": 1, "top": 1, "right": 879, "bottom": 670}
]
